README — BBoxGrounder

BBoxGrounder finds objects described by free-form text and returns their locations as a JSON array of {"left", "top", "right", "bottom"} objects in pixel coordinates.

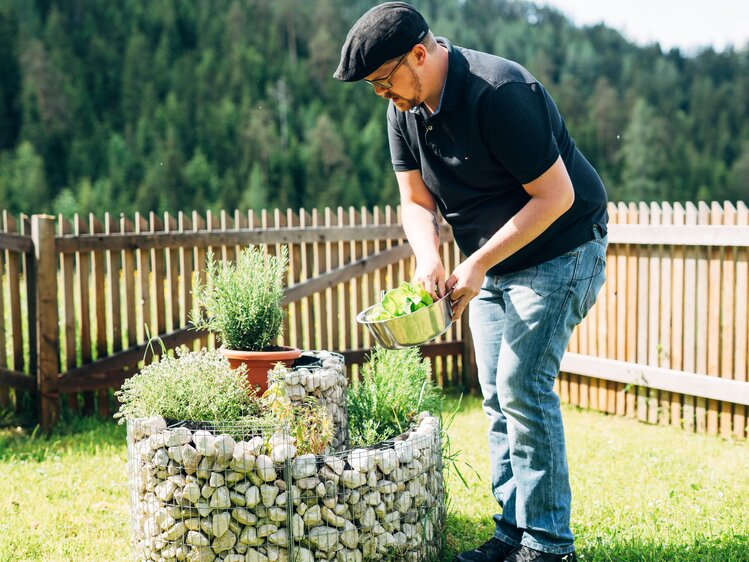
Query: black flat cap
[{"left": 333, "top": 2, "right": 429, "bottom": 82}]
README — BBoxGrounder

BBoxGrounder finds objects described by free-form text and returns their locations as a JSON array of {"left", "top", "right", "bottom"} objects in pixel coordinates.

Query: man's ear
[{"left": 411, "top": 43, "right": 428, "bottom": 65}]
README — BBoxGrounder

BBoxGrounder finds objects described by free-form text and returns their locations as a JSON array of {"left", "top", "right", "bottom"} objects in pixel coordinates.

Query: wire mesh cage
[
  {"left": 127, "top": 414, "right": 444, "bottom": 562},
  {"left": 127, "top": 417, "right": 294, "bottom": 562},
  {"left": 278, "top": 350, "right": 349, "bottom": 452},
  {"left": 287, "top": 412, "right": 446, "bottom": 562}
]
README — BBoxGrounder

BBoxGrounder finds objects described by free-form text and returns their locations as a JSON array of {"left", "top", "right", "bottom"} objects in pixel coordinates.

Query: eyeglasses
[{"left": 364, "top": 51, "right": 410, "bottom": 89}]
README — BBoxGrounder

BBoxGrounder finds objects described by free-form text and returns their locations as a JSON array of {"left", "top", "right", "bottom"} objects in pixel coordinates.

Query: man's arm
[
  {"left": 447, "top": 156, "right": 575, "bottom": 319},
  {"left": 395, "top": 169, "right": 446, "bottom": 299}
]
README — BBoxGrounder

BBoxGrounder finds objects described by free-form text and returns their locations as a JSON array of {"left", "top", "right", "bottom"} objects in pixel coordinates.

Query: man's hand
[
  {"left": 414, "top": 258, "right": 446, "bottom": 301},
  {"left": 445, "top": 257, "right": 488, "bottom": 320}
]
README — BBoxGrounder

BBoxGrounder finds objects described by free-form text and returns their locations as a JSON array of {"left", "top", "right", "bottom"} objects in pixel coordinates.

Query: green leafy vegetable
[{"left": 370, "top": 282, "right": 434, "bottom": 321}]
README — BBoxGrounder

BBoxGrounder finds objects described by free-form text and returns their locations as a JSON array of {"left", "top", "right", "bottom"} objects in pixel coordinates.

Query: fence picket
[
  {"left": 121, "top": 216, "right": 137, "bottom": 349},
  {"left": 164, "top": 212, "right": 180, "bottom": 334},
  {"left": 695, "top": 202, "right": 710, "bottom": 433},
  {"left": 74, "top": 214, "right": 94, "bottom": 415},
  {"left": 720, "top": 202, "right": 737, "bottom": 439},
  {"left": 150, "top": 213, "right": 167, "bottom": 339},
  {"left": 647, "top": 202, "right": 661, "bottom": 424},
  {"left": 90, "top": 215, "right": 109, "bottom": 418},
  {"left": 672, "top": 203, "right": 686, "bottom": 428},
  {"left": 706, "top": 202, "right": 723, "bottom": 436},
  {"left": 659, "top": 202, "right": 673, "bottom": 426},
  {"left": 734, "top": 202, "right": 748, "bottom": 439}
]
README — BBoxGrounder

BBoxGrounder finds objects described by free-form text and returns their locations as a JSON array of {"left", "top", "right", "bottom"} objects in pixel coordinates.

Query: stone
[
  {"left": 165, "top": 426, "right": 192, "bottom": 447},
  {"left": 239, "top": 525, "right": 263, "bottom": 547},
  {"left": 211, "top": 529, "right": 236, "bottom": 553},
  {"left": 309, "top": 526, "right": 339, "bottom": 551},
  {"left": 348, "top": 449, "right": 375, "bottom": 472},
  {"left": 268, "top": 528, "right": 288, "bottom": 547},
  {"left": 214, "top": 434, "right": 236, "bottom": 463},
  {"left": 185, "top": 546, "right": 215, "bottom": 562},
  {"left": 154, "top": 480, "right": 177, "bottom": 502},
  {"left": 294, "top": 547, "right": 314, "bottom": 562},
  {"left": 182, "top": 482, "right": 200, "bottom": 503},
  {"left": 138, "top": 416, "right": 167, "bottom": 438},
  {"left": 245, "top": 486, "right": 260, "bottom": 508},
  {"left": 180, "top": 444, "right": 201, "bottom": 471},
  {"left": 292, "top": 454, "right": 317, "bottom": 479},
  {"left": 324, "top": 456, "right": 344, "bottom": 475},
  {"left": 163, "top": 521, "right": 187, "bottom": 541},
  {"left": 268, "top": 507, "right": 287, "bottom": 523},
  {"left": 245, "top": 549, "right": 269, "bottom": 562},
  {"left": 209, "top": 486, "right": 231, "bottom": 509},
  {"left": 212, "top": 511, "right": 231, "bottom": 538},
  {"left": 340, "top": 520, "right": 359, "bottom": 549},
  {"left": 376, "top": 449, "right": 398, "bottom": 475},
  {"left": 192, "top": 430, "right": 216, "bottom": 456},
  {"left": 209, "top": 472, "right": 225, "bottom": 488},
  {"left": 186, "top": 530, "right": 210, "bottom": 547},
  {"left": 231, "top": 441, "right": 256, "bottom": 472},
  {"left": 341, "top": 470, "right": 366, "bottom": 489},
  {"left": 394, "top": 441, "right": 413, "bottom": 464},
  {"left": 255, "top": 455, "right": 277, "bottom": 482},
  {"left": 260, "top": 484, "right": 279, "bottom": 507},
  {"left": 303, "top": 504, "right": 321, "bottom": 527},
  {"left": 271, "top": 444, "right": 297, "bottom": 463},
  {"left": 295, "top": 476, "right": 320, "bottom": 490},
  {"left": 231, "top": 507, "right": 257, "bottom": 526}
]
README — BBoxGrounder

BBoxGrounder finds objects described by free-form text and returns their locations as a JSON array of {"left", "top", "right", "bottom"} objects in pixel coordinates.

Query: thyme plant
[{"left": 114, "top": 347, "right": 260, "bottom": 422}]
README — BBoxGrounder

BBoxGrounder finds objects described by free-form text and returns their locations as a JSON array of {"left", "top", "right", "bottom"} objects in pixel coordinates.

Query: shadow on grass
[
  {"left": 0, "top": 412, "right": 125, "bottom": 462},
  {"left": 443, "top": 512, "right": 749, "bottom": 562}
]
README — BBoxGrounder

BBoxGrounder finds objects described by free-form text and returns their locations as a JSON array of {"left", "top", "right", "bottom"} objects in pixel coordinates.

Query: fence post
[{"left": 32, "top": 214, "right": 59, "bottom": 431}]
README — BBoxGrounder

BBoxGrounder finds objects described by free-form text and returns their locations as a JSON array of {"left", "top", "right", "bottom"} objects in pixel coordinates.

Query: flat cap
[{"left": 333, "top": 2, "right": 429, "bottom": 82}]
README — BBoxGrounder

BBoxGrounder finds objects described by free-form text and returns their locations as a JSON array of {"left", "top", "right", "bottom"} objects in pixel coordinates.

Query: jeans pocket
[
  {"left": 578, "top": 254, "right": 606, "bottom": 318},
  {"left": 529, "top": 249, "right": 579, "bottom": 299}
]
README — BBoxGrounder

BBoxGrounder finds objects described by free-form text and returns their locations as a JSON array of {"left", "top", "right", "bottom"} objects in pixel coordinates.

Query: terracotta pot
[{"left": 218, "top": 345, "right": 302, "bottom": 393}]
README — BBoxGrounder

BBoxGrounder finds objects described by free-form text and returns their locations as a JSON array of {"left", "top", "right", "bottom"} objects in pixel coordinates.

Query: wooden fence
[{"left": 1, "top": 201, "right": 747, "bottom": 438}]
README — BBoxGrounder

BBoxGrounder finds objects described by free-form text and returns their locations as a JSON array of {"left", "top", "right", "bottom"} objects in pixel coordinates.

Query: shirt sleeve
[
  {"left": 482, "top": 81, "right": 560, "bottom": 184},
  {"left": 387, "top": 103, "right": 419, "bottom": 171}
]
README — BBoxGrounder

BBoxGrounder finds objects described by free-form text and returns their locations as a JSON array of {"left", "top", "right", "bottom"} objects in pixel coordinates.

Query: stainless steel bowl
[{"left": 356, "top": 292, "right": 453, "bottom": 349}]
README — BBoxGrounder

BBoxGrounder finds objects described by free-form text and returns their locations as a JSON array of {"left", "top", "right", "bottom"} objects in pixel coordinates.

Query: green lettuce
[{"left": 369, "top": 282, "right": 434, "bottom": 321}]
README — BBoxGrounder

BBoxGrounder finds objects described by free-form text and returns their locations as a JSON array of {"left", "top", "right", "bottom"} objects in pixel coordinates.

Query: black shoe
[
  {"left": 504, "top": 545, "right": 577, "bottom": 562},
  {"left": 455, "top": 537, "right": 517, "bottom": 562}
]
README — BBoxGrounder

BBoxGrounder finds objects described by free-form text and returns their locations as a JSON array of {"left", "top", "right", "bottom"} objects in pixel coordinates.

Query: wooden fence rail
[{"left": 0, "top": 202, "right": 747, "bottom": 438}]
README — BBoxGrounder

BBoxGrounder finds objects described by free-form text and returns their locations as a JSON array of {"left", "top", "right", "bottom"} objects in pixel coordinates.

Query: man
[{"left": 334, "top": 3, "right": 608, "bottom": 562}]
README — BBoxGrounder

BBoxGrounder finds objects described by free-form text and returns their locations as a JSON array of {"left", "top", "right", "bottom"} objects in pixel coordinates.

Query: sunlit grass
[{"left": 1, "top": 395, "right": 747, "bottom": 561}]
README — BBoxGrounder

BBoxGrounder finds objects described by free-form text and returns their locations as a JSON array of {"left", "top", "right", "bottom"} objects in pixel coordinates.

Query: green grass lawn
[{"left": 1, "top": 394, "right": 748, "bottom": 562}]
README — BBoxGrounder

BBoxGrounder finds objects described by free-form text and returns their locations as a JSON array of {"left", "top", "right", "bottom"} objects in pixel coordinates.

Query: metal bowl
[{"left": 356, "top": 292, "right": 453, "bottom": 349}]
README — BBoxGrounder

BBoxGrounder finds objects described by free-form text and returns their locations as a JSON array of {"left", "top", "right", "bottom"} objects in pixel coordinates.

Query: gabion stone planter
[
  {"left": 128, "top": 413, "right": 444, "bottom": 562},
  {"left": 280, "top": 351, "right": 348, "bottom": 452}
]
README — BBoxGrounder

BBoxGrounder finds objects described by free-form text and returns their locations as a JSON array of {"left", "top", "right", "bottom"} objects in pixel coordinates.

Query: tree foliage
[{"left": 0, "top": 0, "right": 746, "bottom": 216}]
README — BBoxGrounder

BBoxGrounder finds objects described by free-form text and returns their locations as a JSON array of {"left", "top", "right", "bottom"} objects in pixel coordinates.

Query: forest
[{"left": 0, "top": 0, "right": 747, "bottom": 217}]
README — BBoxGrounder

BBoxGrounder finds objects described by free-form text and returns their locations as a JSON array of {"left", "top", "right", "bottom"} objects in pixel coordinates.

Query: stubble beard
[{"left": 387, "top": 65, "right": 422, "bottom": 112}]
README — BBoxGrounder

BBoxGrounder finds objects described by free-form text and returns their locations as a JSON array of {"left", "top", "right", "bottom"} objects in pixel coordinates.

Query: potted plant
[{"left": 191, "top": 244, "right": 301, "bottom": 392}]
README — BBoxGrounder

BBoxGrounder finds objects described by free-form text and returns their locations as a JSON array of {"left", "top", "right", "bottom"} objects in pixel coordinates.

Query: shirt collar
[{"left": 409, "top": 37, "right": 467, "bottom": 119}]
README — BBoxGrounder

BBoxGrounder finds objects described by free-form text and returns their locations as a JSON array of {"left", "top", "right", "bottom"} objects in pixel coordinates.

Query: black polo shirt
[{"left": 387, "top": 38, "right": 609, "bottom": 275}]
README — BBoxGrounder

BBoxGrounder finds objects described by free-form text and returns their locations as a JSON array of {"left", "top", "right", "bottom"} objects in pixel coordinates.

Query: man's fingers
[{"left": 450, "top": 295, "right": 466, "bottom": 320}]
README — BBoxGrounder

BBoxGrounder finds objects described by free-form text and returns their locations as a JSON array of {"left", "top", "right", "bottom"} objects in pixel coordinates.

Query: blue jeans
[{"left": 468, "top": 226, "right": 607, "bottom": 555}]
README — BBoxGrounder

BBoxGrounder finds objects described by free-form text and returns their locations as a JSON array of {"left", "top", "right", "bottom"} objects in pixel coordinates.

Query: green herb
[
  {"left": 369, "top": 282, "right": 434, "bottom": 321},
  {"left": 263, "top": 364, "right": 334, "bottom": 455},
  {"left": 114, "top": 347, "right": 260, "bottom": 422},
  {"left": 346, "top": 346, "right": 443, "bottom": 447},
  {"left": 191, "top": 245, "right": 288, "bottom": 351}
]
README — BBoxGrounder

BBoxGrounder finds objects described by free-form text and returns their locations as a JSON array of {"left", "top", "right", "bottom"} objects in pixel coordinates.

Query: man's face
[{"left": 364, "top": 51, "right": 422, "bottom": 111}]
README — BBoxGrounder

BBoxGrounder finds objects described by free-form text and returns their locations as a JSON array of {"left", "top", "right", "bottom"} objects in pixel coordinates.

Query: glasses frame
[{"left": 364, "top": 50, "right": 410, "bottom": 89}]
